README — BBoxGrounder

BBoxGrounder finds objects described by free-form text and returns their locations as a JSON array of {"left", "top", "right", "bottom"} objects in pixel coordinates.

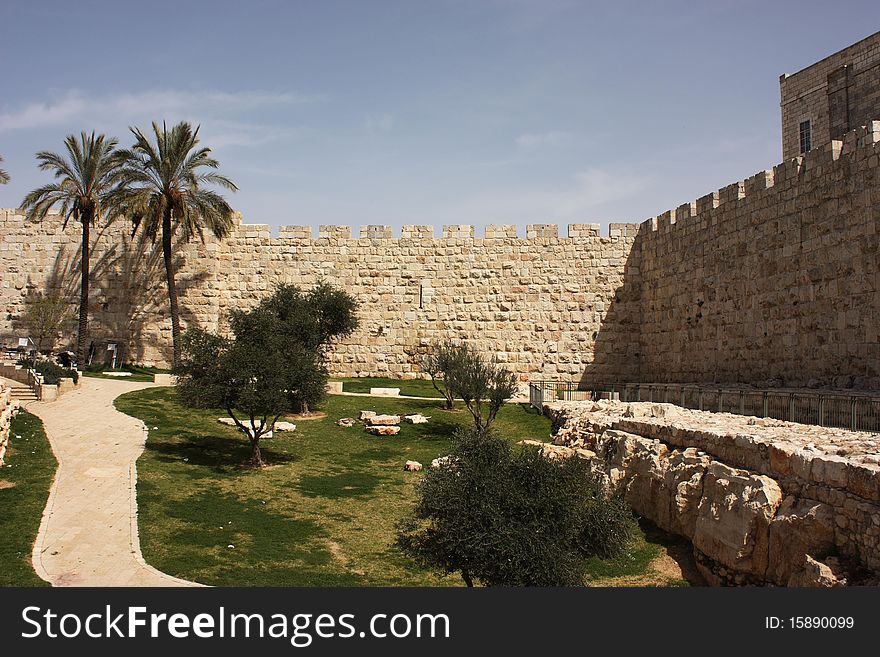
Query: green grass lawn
[
  {"left": 0, "top": 411, "right": 56, "bottom": 586},
  {"left": 116, "top": 387, "right": 688, "bottom": 587},
  {"left": 333, "top": 376, "right": 445, "bottom": 398},
  {"left": 84, "top": 364, "right": 169, "bottom": 383}
]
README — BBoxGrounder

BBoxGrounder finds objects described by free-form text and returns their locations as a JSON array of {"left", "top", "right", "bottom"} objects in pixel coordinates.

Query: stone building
[{"left": 780, "top": 30, "right": 880, "bottom": 159}]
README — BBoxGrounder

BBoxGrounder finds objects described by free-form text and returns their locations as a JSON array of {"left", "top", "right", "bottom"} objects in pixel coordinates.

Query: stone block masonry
[
  {"left": 635, "top": 121, "right": 880, "bottom": 389},
  {"left": 215, "top": 221, "right": 640, "bottom": 380},
  {"left": 546, "top": 400, "right": 880, "bottom": 586},
  {"left": 0, "top": 382, "right": 18, "bottom": 465},
  {"left": 780, "top": 31, "right": 880, "bottom": 159},
  {"left": 0, "top": 214, "right": 640, "bottom": 380},
  {"left": 0, "top": 121, "right": 878, "bottom": 387}
]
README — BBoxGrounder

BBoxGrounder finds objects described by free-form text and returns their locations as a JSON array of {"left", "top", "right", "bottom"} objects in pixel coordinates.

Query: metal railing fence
[{"left": 528, "top": 381, "right": 880, "bottom": 433}]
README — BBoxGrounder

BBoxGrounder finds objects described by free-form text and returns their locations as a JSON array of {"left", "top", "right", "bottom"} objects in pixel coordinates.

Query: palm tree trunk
[
  {"left": 162, "top": 207, "right": 181, "bottom": 368},
  {"left": 77, "top": 215, "right": 90, "bottom": 364}
]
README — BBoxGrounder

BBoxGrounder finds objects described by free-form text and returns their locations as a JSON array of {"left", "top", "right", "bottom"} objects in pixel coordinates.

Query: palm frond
[
  {"left": 22, "top": 132, "right": 121, "bottom": 226},
  {"left": 115, "top": 120, "right": 237, "bottom": 242}
]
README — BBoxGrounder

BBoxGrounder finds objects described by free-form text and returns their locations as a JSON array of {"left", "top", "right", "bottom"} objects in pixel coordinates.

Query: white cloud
[
  {"left": 451, "top": 167, "right": 650, "bottom": 223},
  {"left": 514, "top": 130, "right": 572, "bottom": 147},
  {"left": 0, "top": 88, "right": 322, "bottom": 139},
  {"left": 0, "top": 92, "right": 88, "bottom": 132},
  {"left": 195, "top": 119, "right": 308, "bottom": 149}
]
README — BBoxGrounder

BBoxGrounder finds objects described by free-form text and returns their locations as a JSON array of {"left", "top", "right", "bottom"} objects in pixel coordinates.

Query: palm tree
[
  {"left": 0, "top": 155, "right": 9, "bottom": 184},
  {"left": 111, "top": 121, "right": 237, "bottom": 367},
  {"left": 20, "top": 132, "right": 120, "bottom": 363}
]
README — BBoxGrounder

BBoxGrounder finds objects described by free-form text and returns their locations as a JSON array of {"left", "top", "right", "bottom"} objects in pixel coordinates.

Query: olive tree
[
  {"left": 20, "top": 293, "right": 75, "bottom": 353},
  {"left": 419, "top": 340, "right": 468, "bottom": 410},
  {"left": 176, "top": 282, "right": 358, "bottom": 466},
  {"left": 396, "top": 430, "right": 636, "bottom": 586},
  {"left": 177, "top": 321, "right": 287, "bottom": 468},
  {"left": 446, "top": 346, "right": 518, "bottom": 434},
  {"left": 252, "top": 282, "right": 358, "bottom": 414}
]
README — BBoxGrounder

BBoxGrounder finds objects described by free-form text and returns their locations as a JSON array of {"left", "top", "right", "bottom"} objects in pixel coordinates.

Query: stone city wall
[
  {"left": 634, "top": 121, "right": 880, "bottom": 390},
  {"left": 0, "top": 122, "right": 878, "bottom": 387},
  {"left": 0, "top": 212, "right": 641, "bottom": 380},
  {"left": 545, "top": 400, "right": 880, "bottom": 586},
  {"left": 0, "top": 210, "right": 222, "bottom": 367}
]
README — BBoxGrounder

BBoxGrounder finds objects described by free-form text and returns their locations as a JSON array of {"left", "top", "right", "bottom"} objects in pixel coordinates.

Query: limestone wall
[
  {"left": 211, "top": 222, "right": 640, "bottom": 379},
  {"left": 1, "top": 122, "right": 878, "bottom": 388},
  {"left": 0, "top": 210, "right": 222, "bottom": 366},
  {"left": 0, "top": 212, "right": 641, "bottom": 379},
  {"left": 546, "top": 400, "right": 880, "bottom": 586},
  {"left": 634, "top": 122, "right": 880, "bottom": 389}
]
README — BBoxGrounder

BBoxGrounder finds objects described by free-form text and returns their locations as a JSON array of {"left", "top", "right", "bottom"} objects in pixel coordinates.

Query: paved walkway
[{"left": 21, "top": 377, "right": 199, "bottom": 587}]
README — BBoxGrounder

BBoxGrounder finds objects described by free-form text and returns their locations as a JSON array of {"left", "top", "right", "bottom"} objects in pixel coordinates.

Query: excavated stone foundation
[{"left": 544, "top": 400, "right": 880, "bottom": 586}]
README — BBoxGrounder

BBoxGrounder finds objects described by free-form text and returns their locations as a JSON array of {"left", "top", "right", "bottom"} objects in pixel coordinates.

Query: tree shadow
[
  {"left": 298, "top": 471, "right": 386, "bottom": 499},
  {"left": 38, "top": 222, "right": 214, "bottom": 364},
  {"left": 145, "top": 430, "right": 298, "bottom": 475}
]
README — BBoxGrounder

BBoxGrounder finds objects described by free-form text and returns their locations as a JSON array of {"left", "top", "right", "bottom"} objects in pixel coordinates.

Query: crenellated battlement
[
  {"left": 642, "top": 121, "right": 880, "bottom": 237},
  {"left": 226, "top": 221, "right": 637, "bottom": 242},
  {"left": 637, "top": 120, "right": 880, "bottom": 389},
  {"left": 0, "top": 123, "right": 876, "bottom": 389}
]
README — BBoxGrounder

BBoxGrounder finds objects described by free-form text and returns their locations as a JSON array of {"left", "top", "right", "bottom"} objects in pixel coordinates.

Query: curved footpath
[{"left": 21, "top": 376, "right": 200, "bottom": 587}]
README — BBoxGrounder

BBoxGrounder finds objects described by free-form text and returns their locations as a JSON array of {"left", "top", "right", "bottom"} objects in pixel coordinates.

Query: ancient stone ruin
[{"left": 545, "top": 399, "right": 880, "bottom": 586}]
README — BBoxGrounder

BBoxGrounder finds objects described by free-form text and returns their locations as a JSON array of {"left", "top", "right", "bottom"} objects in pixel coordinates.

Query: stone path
[{"left": 21, "top": 377, "right": 200, "bottom": 587}]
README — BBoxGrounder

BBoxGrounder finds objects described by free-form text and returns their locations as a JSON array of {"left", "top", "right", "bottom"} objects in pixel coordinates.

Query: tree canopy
[
  {"left": 421, "top": 341, "right": 518, "bottom": 433},
  {"left": 20, "top": 293, "right": 75, "bottom": 353},
  {"left": 19, "top": 131, "right": 121, "bottom": 362},
  {"left": 420, "top": 340, "right": 468, "bottom": 410},
  {"left": 397, "top": 430, "right": 637, "bottom": 586},
  {"left": 109, "top": 121, "right": 237, "bottom": 366},
  {"left": 176, "top": 283, "right": 359, "bottom": 466}
]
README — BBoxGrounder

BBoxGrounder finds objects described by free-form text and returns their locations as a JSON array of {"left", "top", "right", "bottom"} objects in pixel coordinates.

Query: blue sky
[{"left": 1, "top": 0, "right": 878, "bottom": 235}]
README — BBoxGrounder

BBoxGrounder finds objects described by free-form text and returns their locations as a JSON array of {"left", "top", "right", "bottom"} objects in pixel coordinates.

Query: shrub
[
  {"left": 419, "top": 340, "right": 468, "bottom": 410},
  {"left": 445, "top": 347, "right": 518, "bottom": 434},
  {"left": 396, "top": 430, "right": 636, "bottom": 586},
  {"left": 35, "top": 361, "right": 78, "bottom": 385}
]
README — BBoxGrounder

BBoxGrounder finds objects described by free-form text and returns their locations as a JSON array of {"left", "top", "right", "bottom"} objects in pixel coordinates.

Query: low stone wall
[
  {"left": 544, "top": 400, "right": 880, "bottom": 586},
  {"left": 0, "top": 382, "right": 19, "bottom": 465}
]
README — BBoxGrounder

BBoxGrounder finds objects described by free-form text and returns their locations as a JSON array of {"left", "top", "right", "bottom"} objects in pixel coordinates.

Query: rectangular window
[{"left": 799, "top": 120, "right": 812, "bottom": 154}]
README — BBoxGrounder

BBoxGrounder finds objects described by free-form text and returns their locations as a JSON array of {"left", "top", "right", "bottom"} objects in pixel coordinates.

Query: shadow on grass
[
  {"left": 407, "top": 415, "right": 465, "bottom": 441},
  {"left": 637, "top": 518, "right": 705, "bottom": 586},
  {"left": 351, "top": 444, "right": 400, "bottom": 462},
  {"left": 143, "top": 489, "right": 373, "bottom": 585},
  {"left": 146, "top": 432, "right": 298, "bottom": 474},
  {"left": 298, "top": 472, "right": 387, "bottom": 499}
]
